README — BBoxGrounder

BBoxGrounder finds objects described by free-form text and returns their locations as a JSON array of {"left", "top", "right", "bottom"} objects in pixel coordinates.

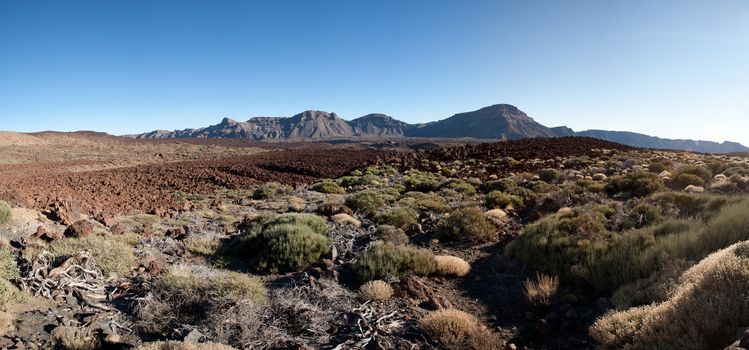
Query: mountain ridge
[{"left": 131, "top": 104, "right": 749, "bottom": 154}]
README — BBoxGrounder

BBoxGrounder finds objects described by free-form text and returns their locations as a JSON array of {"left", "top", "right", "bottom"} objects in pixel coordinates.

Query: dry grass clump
[
  {"left": 434, "top": 255, "right": 471, "bottom": 277},
  {"left": 419, "top": 309, "right": 499, "bottom": 350},
  {"left": 138, "top": 264, "right": 266, "bottom": 337},
  {"left": 0, "top": 201, "right": 10, "bottom": 225},
  {"left": 523, "top": 273, "right": 559, "bottom": 306},
  {"left": 439, "top": 206, "right": 497, "bottom": 243},
  {"left": 184, "top": 236, "right": 221, "bottom": 256},
  {"left": 48, "top": 236, "right": 137, "bottom": 276},
  {"left": 359, "top": 280, "right": 394, "bottom": 300},
  {"left": 590, "top": 241, "right": 749, "bottom": 350},
  {"left": 485, "top": 190, "right": 522, "bottom": 209},
  {"left": 354, "top": 241, "right": 436, "bottom": 281},
  {"left": 136, "top": 341, "right": 236, "bottom": 350},
  {"left": 53, "top": 326, "right": 99, "bottom": 350}
]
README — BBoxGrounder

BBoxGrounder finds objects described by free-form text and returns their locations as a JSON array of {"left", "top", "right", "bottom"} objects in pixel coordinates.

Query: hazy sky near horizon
[{"left": 1, "top": 1, "right": 747, "bottom": 144}]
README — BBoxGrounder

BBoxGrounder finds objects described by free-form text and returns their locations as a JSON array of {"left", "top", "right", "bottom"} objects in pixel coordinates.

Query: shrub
[
  {"left": 648, "top": 162, "right": 668, "bottom": 174},
  {"left": 265, "top": 213, "right": 327, "bottom": 235},
  {"left": 0, "top": 249, "right": 19, "bottom": 281},
  {"left": 705, "top": 160, "right": 728, "bottom": 176},
  {"left": 0, "top": 280, "right": 21, "bottom": 312},
  {"left": 523, "top": 273, "right": 559, "bottom": 306},
  {"left": 346, "top": 190, "right": 388, "bottom": 214},
  {"left": 481, "top": 178, "right": 518, "bottom": 193},
  {"left": 256, "top": 224, "right": 329, "bottom": 272},
  {"left": 590, "top": 241, "right": 749, "bottom": 350},
  {"left": 443, "top": 180, "right": 477, "bottom": 195},
  {"left": 439, "top": 207, "right": 496, "bottom": 243},
  {"left": 679, "top": 165, "right": 713, "bottom": 182},
  {"left": 0, "top": 201, "right": 10, "bottom": 225},
  {"left": 48, "top": 236, "right": 137, "bottom": 276},
  {"left": 621, "top": 203, "right": 662, "bottom": 230},
  {"left": 505, "top": 209, "right": 608, "bottom": 277},
  {"left": 354, "top": 241, "right": 436, "bottom": 281},
  {"left": 337, "top": 174, "right": 376, "bottom": 188},
  {"left": 653, "top": 192, "right": 729, "bottom": 220},
  {"left": 419, "top": 309, "right": 499, "bottom": 350},
  {"left": 139, "top": 264, "right": 266, "bottom": 336},
  {"left": 539, "top": 168, "right": 562, "bottom": 183},
  {"left": 252, "top": 182, "right": 291, "bottom": 199},
  {"left": 136, "top": 342, "right": 236, "bottom": 350},
  {"left": 674, "top": 173, "right": 705, "bottom": 188},
  {"left": 605, "top": 172, "right": 665, "bottom": 198},
  {"left": 485, "top": 190, "right": 522, "bottom": 209},
  {"left": 403, "top": 171, "right": 444, "bottom": 192},
  {"left": 184, "top": 236, "right": 221, "bottom": 256},
  {"left": 397, "top": 191, "right": 448, "bottom": 213},
  {"left": 359, "top": 280, "right": 393, "bottom": 300},
  {"left": 434, "top": 255, "right": 471, "bottom": 277},
  {"left": 376, "top": 225, "right": 409, "bottom": 245},
  {"left": 375, "top": 207, "right": 419, "bottom": 231},
  {"left": 310, "top": 180, "right": 345, "bottom": 194}
]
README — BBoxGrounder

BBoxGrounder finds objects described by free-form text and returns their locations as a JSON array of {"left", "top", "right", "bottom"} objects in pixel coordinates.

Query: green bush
[
  {"left": 0, "top": 248, "right": 19, "bottom": 281},
  {"left": 376, "top": 225, "right": 409, "bottom": 245},
  {"left": 354, "top": 241, "right": 436, "bottom": 281},
  {"left": 311, "top": 180, "right": 345, "bottom": 194},
  {"left": 337, "top": 174, "right": 377, "bottom": 188},
  {"left": 705, "top": 160, "right": 728, "bottom": 176},
  {"left": 485, "top": 191, "right": 522, "bottom": 209},
  {"left": 674, "top": 173, "right": 705, "bottom": 188},
  {"left": 265, "top": 213, "right": 327, "bottom": 235},
  {"left": 653, "top": 192, "right": 729, "bottom": 220},
  {"left": 539, "top": 168, "right": 562, "bottom": 183},
  {"left": 443, "top": 180, "right": 477, "bottom": 195},
  {"left": 648, "top": 162, "right": 669, "bottom": 174},
  {"left": 481, "top": 178, "right": 518, "bottom": 193},
  {"left": 403, "top": 171, "right": 444, "bottom": 192},
  {"left": 397, "top": 191, "right": 448, "bottom": 213},
  {"left": 252, "top": 182, "right": 291, "bottom": 199},
  {"left": 0, "top": 201, "right": 11, "bottom": 225},
  {"left": 346, "top": 190, "right": 390, "bottom": 214},
  {"left": 375, "top": 207, "right": 419, "bottom": 230},
  {"left": 679, "top": 165, "right": 712, "bottom": 182},
  {"left": 256, "top": 224, "right": 329, "bottom": 272},
  {"left": 439, "top": 207, "right": 496, "bottom": 243},
  {"left": 505, "top": 209, "right": 609, "bottom": 277},
  {"left": 621, "top": 203, "right": 663, "bottom": 230},
  {"left": 605, "top": 171, "right": 665, "bottom": 198}
]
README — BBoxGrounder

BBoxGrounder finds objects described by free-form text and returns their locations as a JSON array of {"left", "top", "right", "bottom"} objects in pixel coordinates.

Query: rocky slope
[{"left": 133, "top": 104, "right": 749, "bottom": 153}]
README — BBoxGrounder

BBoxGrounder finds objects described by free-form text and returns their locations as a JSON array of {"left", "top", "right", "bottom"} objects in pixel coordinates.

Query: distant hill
[
  {"left": 132, "top": 104, "right": 749, "bottom": 153},
  {"left": 576, "top": 130, "right": 749, "bottom": 154}
]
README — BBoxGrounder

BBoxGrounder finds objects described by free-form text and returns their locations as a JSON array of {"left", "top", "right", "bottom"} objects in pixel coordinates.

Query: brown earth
[{"left": 0, "top": 148, "right": 398, "bottom": 217}]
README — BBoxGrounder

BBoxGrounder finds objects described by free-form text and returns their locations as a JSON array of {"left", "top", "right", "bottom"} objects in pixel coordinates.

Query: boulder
[
  {"left": 64, "top": 220, "right": 95, "bottom": 238},
  {"left": 49, "top": 197, "right": 82, "bottom": 226}
]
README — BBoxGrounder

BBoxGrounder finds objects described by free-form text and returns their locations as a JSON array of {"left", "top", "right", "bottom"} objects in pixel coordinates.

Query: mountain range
[{"left": 132, "top": 104, "right": 749, "bottom": 154}]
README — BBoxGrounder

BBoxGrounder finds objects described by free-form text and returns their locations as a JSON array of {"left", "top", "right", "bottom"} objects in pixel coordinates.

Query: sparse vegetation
[
  {"left": 359, "top": 280, "right": 394, "bottom": 300},
  {"left": 311, "top": 179, "right": 345, "bottom": 194},
  {"left": 48, "top": 236, "right": 137, "bottom": 276},
  {"left": 439, "top": 206, "right": 496, "bottom": 243},
  {"left": 354, "top": 241, "right": 436, "bottom": 281},
  {"left": 419, "top": 309, "right": 499, "bottom": 350},
  {"left": 375, "top": 207, "right": 419, "bottom": 231},
  {"left": 523, "top": 273, "right": 559, "bottom": 306},
  {"left": 434, "top": 255, "right": 471, "bottom": 277},
  {"left": 0, "top": 201, "right": 10, "bottom": 225}
]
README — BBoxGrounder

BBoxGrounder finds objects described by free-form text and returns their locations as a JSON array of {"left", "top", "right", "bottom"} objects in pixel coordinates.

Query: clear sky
[{"left": 1, "top": 0, "right": 747, "bottom": 144}]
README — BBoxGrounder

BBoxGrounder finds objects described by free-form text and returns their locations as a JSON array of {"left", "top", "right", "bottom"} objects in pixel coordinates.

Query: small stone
[
  {"left": 104, "top": 333, "right": 121, "bottom": 344},
  {"left": 560, "top": 293, "right": 579, "bottom": 304},
  {"left": 592, "top": 173, "right": 607, "bottom": 181},
  {"left": 505, "top": 343, "right": 517, "bottom": 350},
  {"left": 564, "top": 308, "right": 578, "bottom": 320},
  {"left": 524, "top": 311, "right": 535, "bottom": 321}
]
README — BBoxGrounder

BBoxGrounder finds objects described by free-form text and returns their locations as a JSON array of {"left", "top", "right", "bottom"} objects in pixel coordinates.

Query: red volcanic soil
[{"left": 0, "top": 148, "right": 396, "bottom": 217}]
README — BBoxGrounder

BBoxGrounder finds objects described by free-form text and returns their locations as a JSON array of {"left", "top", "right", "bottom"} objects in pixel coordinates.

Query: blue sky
[{"left": 1, "top": 0, "right": 747, "bottom": 144}]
